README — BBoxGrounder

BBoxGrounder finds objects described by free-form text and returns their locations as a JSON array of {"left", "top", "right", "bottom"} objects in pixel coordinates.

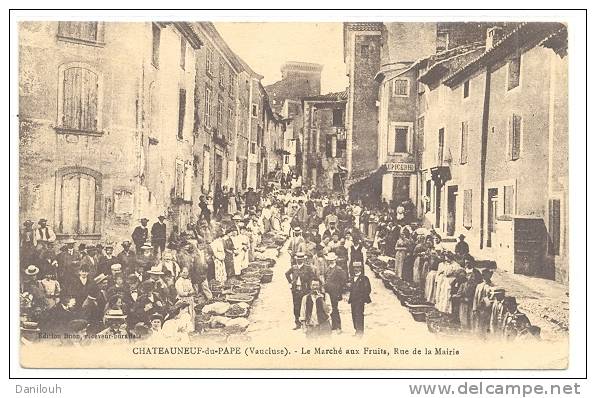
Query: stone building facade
[{"left": 302, "top": 90, "right": 348, "bottom": 192}]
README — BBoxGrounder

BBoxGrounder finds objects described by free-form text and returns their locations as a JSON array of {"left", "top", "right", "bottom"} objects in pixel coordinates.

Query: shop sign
[{"left": 385, "top": 162, "right": 415, "bottom": 172}]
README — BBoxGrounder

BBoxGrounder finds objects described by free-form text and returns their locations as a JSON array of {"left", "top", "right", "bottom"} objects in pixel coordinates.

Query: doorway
[
  {"left": 392, "top": 175, "right": 410, "bottom": 203},
  {"left": 214, "top": 153, "right": 223, "bottom": 190},
  {"left": 487, "top": 188, "right": 498, "bottom": 248},
  {"left": 447, "top": 185, "right": 458, "bottom": 236}
]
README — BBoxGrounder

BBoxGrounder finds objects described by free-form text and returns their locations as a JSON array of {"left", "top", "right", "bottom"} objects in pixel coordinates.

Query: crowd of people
[{"left": 19, "top": 184, "right": 538, "bottom": 343}]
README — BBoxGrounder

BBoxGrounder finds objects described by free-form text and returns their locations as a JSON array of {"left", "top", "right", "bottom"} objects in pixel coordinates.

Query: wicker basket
[
  {"left": 260, "top": 270, "right": 273, "bottom": 284},
  {"left": 410, "top": 311, "right": 427, "bottom": 322}
]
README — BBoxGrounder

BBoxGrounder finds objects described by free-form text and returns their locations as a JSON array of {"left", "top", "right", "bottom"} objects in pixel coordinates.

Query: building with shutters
[
  {"left": 302, "top": 90, "right": 348, "bottom": 192},
  {"left": 19, "top": 21, "right": 204, "bottom": 243},
  {"left": 417, "top": 22, "right": 568, "bottom": 282}
]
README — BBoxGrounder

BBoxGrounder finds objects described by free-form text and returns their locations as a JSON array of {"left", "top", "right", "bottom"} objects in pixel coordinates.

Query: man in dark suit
[
  {"left": 348, "top": 262, "right": 371, "bottom": 336},
  {"left": 132, "top": 218, "right": 149, "bottom": 253},
  {"left": 151, "top": 216, "right": 167, "bottom": 258},
  {"left": 285, "top": 252, "right": 316, "bottom": 330},
  {"left": 323, "top": 252, "right": 347, "bottom": 332}
]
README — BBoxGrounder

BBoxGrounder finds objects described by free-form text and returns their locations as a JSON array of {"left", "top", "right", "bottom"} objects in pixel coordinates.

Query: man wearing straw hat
[
  {"left": 323, "top": 252, "right": 347, "bottom": 333},
  {"left": 98, "top": 309, "right": 128, "bottom": 337},
  {"left": 348, "top": 262, "right": 371, "bottom": 337}
]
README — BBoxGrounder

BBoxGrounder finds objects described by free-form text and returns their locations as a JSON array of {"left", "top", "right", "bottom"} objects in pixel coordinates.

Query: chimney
[{"left": 486, "top": 26, "right": 504, "bottom": 50}]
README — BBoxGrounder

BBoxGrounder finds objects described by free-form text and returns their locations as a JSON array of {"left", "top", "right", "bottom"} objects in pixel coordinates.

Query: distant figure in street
[
  {"left": 455, "top": 234, "right": 470, "bottom": 257},
  {"left": 132, "top": 218, "right": 149, "bottom": 253},
  {"left": 348, "top": 262, "right": 371, "bottom": 336},
  {"left": 299, "top": 279, "right": 332, "bottom": 338},
  {"left": 199, "top": 195, "right": 211, "bottom": 224},
  {"left": 151, "top": 216, "right": 167, "bottom": 258}
]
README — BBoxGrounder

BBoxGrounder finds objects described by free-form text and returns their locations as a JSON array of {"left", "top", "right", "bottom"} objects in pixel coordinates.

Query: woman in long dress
[
  {"left": 210, "top": 231, "right": 227, "bottom": 283},
  {"left": 436, "top": 258, "right": 463, "bottom": 314},
  {"left": 228, "top": 188, "right": 237, "bottom": 215},
  {"left": 174, "top": 266, "right": 195, "bottom": 332}
]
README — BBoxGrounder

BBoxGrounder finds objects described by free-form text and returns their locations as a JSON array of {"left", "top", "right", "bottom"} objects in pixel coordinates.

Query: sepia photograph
[{"left": 15, "top": 15, "right": 574, "bottom": 370}]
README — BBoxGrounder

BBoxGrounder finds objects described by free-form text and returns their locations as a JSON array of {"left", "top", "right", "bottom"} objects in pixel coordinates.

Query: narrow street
[{"left": 247, "top": 243, "right": 428, "bottom": 343}]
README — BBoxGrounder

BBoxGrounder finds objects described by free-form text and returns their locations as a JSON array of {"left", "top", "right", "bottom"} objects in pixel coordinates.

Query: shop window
[{"left": 463, "top": 189, "right": 472, "bottom": 228}]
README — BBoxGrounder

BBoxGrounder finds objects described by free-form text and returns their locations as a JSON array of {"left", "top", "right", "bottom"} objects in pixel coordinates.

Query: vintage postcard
[{"left": 17, "top": 18, "right": 570, "bottom": 369}]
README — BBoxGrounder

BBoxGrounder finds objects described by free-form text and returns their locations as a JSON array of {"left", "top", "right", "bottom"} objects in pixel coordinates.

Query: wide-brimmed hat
[
  {"left": 293, "top": 226, "right": 302, "bottom": 233},
  {"left": 24, "top": 220, "right": 33, "bottom": 226},
  {"left": 38, "top": 218, "right": 48, "bottom": 224},
  {"left": 121, "top": 240, "right": 132, "bottom": 247},
  {"left": 232, "top": 213, "right": 242, "bottom": 221},
  {"left": 294, "top": 252, "right": 306, "bottom": 260},
  {"left": 110, "top": 264, "right": 122, "bottom": 273},
  {"left": 62, "top": 237, "right": 76, "bottom": 245},
  {"left": 93, "top": 273, "right": 108, "bottom": 284},
  {"left": 325, "top": 252, "right": 338, "bottom": 261},
  {"left": 24, "top": 265, "right": 39, "bottom": 276},
  {"left": 459, "top": 234, "right": 466, "bottom": 239},
  {"left": 141, "top": 243, "right": 153, "bottom": 249},
  {"left": 150, "top": 312, "right": 164, "bottom": 322},
  {"left": 140, "top": 218, "right": 149, "bottom": 222},
  {"left": 352, "top": 261, "right": 363, "bottom": 269},
  {"left": 104, "top": 309, "right": 127, "bottom": 320},
  {"left": 147, "top": 266, "right": 164, "bottom": 275},
  {"left": 158, "top": 215, "right": 166, "bottom": 220}
]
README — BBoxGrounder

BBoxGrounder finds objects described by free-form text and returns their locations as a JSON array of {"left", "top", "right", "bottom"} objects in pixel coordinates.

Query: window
[
  {"left": 548, "top": 198, "right": 561, "bottom": 255},
  {"left": 204, "top": 85, "right": 212, "bottom": 127},
  {"left": 252, "top": 104, "right": 258, "bottom": 117},
  {"left": 219, "top": 61, "right": 226, "bottom": 87},
  {"left": 228, "top": 107, "right": 234, "bottom": 137},
  {"left": 507, "top": 55, "right": 521, "bottom": 90},
  {"left": 394, "top": 127, "right": 409, "bottom": 153},
  {"left": 438, "top": 128, "right": 445, "bottom": 164},
  {"left": 60, "top": 65, "right": 99, "bottom": 132},
  {"left": 393, "top": 79, "right": 410, "bottom": 97},
  {"left": 58, "top": 22, "right": 104, "bottom": 44},
  {"left": 151, "top": 24, "right": 160, "bottom": 68},
  {"left": 436, "top": 31, "right": 449, "bottom": 52},
  {"left": 463, "top": 189, "right": 473, "bottom": 228},
  {"left": 228, "top": 71, "right": 235, "bottom": 97},
  {"left": 509, "top": 113, "right": 522, "bottom": 160},
  {"left": 326, "top": 135, "right": 337, "bottom": 158},
  {"left": 251, "top": 142, "right": 257, "bottom": 154},
  {"left": 463, "top": 80, "right": 470, "bottom": 98},
  {"left": 177, "top": 89, "right": 186, "bottom": 139},
  {"left": 360, "top": 44, "right": 369, "bottom": 58},
  {"left": 180, "top": 36, "right": 187, "bottom": 70},
  {"left": 217, "top": 97, "right": 224, "bottom": 129},
  {"left": 503, "top": 185, "right": 515, "bottom": 216},
  {"left": 56, "top": 168, "right": 101, "bottom": 235},
  {"left": 206, "top": 47, "right": 214, "bottom": 76},
  {"left": 332, "top": 109, "right": 343, "bottom": 127},
  {"left": 460, "top": 121, "right": 469, "bottom": 164}
]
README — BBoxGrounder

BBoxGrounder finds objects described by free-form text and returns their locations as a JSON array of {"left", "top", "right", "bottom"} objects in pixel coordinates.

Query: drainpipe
[{"left": 479, "top": 66, "right": 492, "bottom": 249}]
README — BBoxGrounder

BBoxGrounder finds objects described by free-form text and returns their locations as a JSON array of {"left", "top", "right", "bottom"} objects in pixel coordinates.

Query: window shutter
[
  {"left": 460, "top": 121, "right": 468, "bottom": 164},
  {"left": 62, "top": 67, "right": 98, "bottom": 131},
  {"left": 463, "top": 189, "right": 472, "bottom": 228},
  {"left": 178, "top": 89, "right": 186, "bottom": 139},
  {"left": 511, "top": 114, "right": 521, "bottom": 160}
]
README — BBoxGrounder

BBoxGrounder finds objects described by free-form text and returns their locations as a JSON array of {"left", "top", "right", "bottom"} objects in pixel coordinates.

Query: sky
[{"left": 214, "top": 22, "right": 349, "bottom": 94}]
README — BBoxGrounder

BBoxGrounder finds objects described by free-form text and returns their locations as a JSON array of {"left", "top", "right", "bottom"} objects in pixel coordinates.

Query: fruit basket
[
  {"left": 260, "top": 269, "right": 274, "bottom": 284},
  {"left": 226, "top": 294, "right": 255, "bottom": 304},
  {"left": 232, "top": 285, "right": 259, "bottom": 298},
  {"left": 241, "top": 275, "right": 261, "bottom": 284},
  {"left": 225, "top": 303, "right": 250, "bottom": 318},
  {"left": 410, "top": 311, "right": 427, "bottom": 322}
]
